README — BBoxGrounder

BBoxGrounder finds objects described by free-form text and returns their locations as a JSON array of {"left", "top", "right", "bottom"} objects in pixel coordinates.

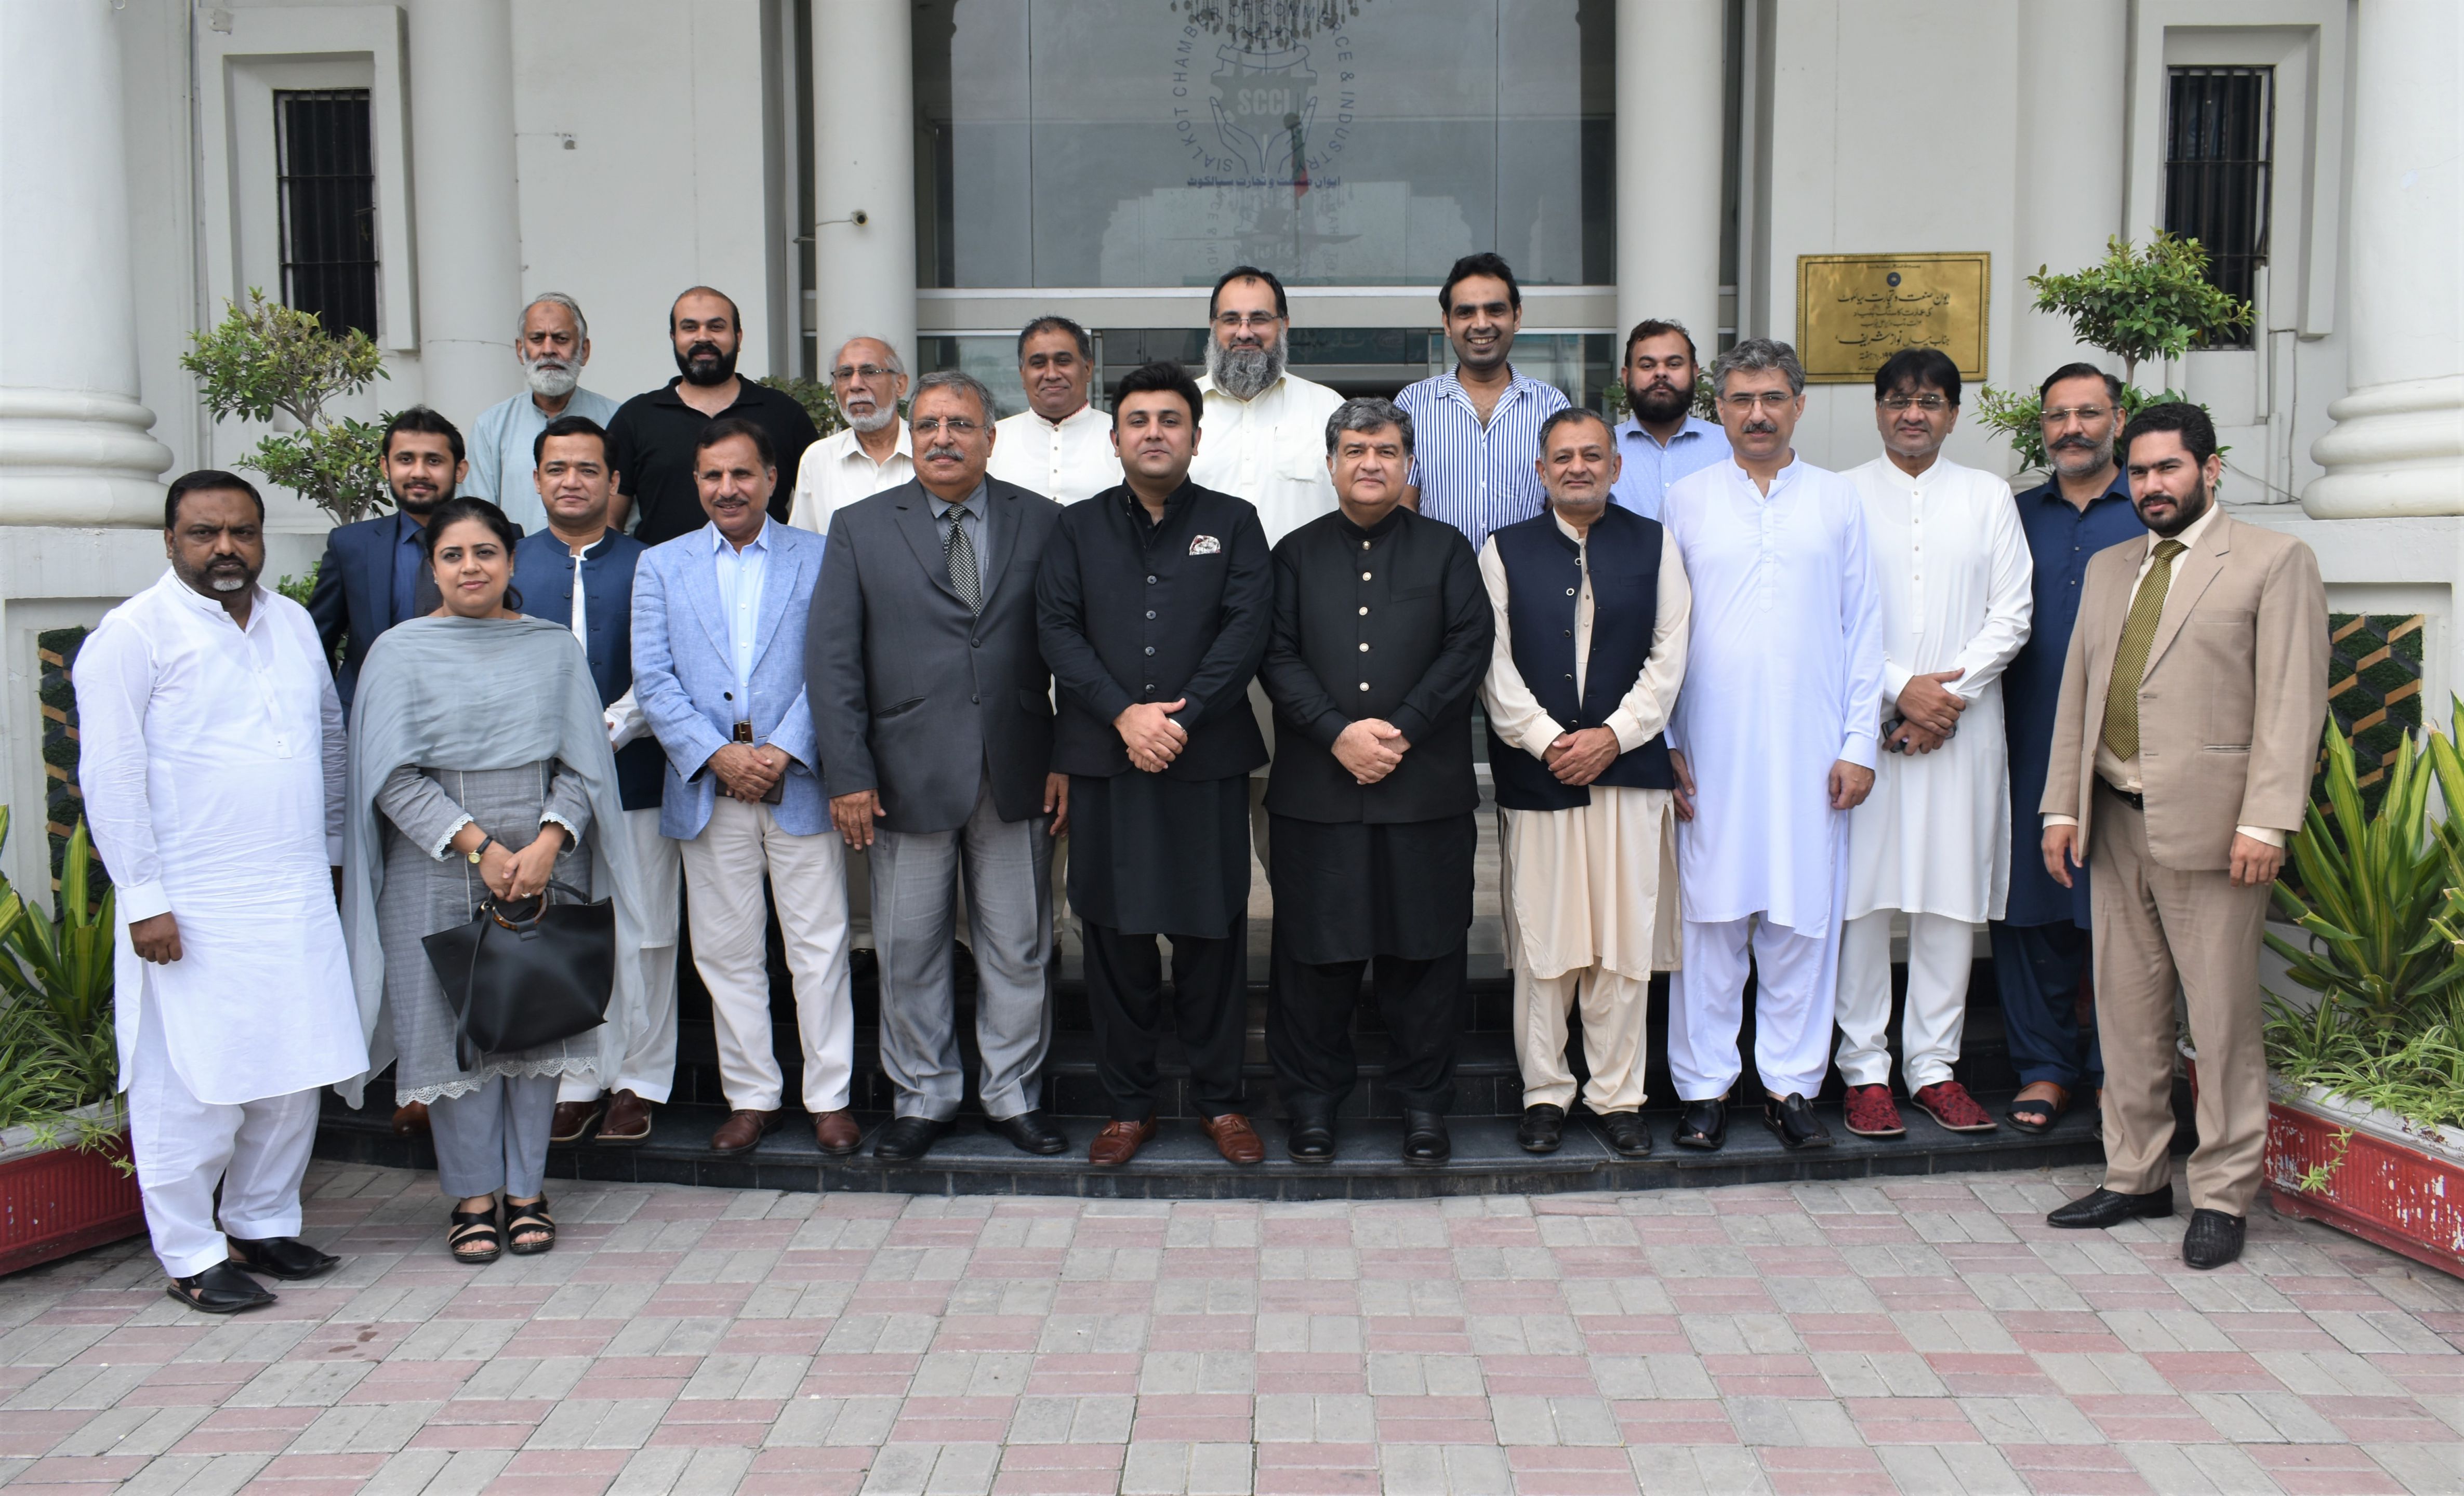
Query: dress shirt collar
[
  {"left": 1725, "top": 453, "right": 1800, "bottom": 497},
  {"left": 1433, "top": 365, "right": 1542, "bottom": 412},
  {"left": 2019, "top": 464, "right": 2134, "bottom": 509},
  {"left": 842, "top": 423, "right": 913, "bottom": 461},
  {"left": 707, "top": 517, "right": 773, "bottom": 555},
  {"left": 2147, "top": 501, "right": 2219, "bottom": 559},
  {"left": 555, "top": 528, "right": 620, "bottom": 560},
  {"left": 164, "top": 572, "right": 272, "bottom": 631},
  {"left": 1871, "top": 452, "right": 1953, "bottom": 493},
  {"left": 1335, "top": 503, "right": 1406, "bottom": 543},
  {"left": 1197, "top": 370, "right": 1286, "bottom": 407},
  {"left": 1026, "top": 402, "right": 1104, "bottom": 434},
  {"left": 1552, "top": 510, "right": 1588, "bottom": 545},
  {"left": 1120, "top": 480, "right": 1192, "bottom": 534},
  {"left": 1616, "top": 413, "right": 1718, "bottom": 451},
  {"left": 928, "top": 481, "right": 988, "bottom": 523}
]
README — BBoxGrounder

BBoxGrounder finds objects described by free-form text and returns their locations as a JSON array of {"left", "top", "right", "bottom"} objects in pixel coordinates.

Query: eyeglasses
[
  {"left": 1879, "top": 394, "right": 1949, "bottom": 412},
  {"left": 1719, "top": 390, "right": 1796, "bottom": 412},
  {"left": 831, "top": 364, "right": 897, "bottom": 381},
  {"left": 2041, "top": 405, "right": 2113, "bottom": 425},
  {"left": 1213, "top": 312, "right": 1281, "bottom": 330},
  {"left": 911, "top": 416, "right": 981, "bottom": 436}
]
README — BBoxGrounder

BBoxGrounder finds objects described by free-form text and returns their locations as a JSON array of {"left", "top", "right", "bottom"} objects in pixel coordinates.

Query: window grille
[
  {"left": 275, "top": 88, "right": 378, "bottom": 337},
  {"left": 2164, "top": 66, "right": 2271, "bottom": 345}
]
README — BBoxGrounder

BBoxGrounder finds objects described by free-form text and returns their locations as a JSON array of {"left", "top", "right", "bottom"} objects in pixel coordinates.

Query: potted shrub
[
  {"left": 0, "top": 810, "right": 142, "bottom": 1275},
  {"left": 2258, "top": 720, "right": 2464, "bottom": 1276}
]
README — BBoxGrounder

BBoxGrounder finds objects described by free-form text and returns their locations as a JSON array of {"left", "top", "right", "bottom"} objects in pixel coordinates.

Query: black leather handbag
[{"left": 420, "top": 879, "right": 614, "bottom": 1070}]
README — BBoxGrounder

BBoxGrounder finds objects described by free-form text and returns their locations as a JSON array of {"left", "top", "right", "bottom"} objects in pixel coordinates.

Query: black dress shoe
[
  {"left": 1286, "top": 1106, "right": 1336, "bottom": 1163},
  {"left": 2182, "top": 1208, "right": 2247, "bottom": 1268},
  {"left": 1674, "top": 1098, "right": 1727, "bottom": 1151},
  {"left": 166, "top": 1261, "right": 277, "bottom": 1314},
  {"left": 988, "top": 1109, "right": 1069, "bottom": 1156},
  {"left": 871, "top": 1115, "right": 951, "bottom": 1163},
  {"left": 1761, "top": 1093, "right": 1833, "bottom": 1150},
  {"left": 227, "top": 1236, "right": 339, "bottom": 1280},
  {"left": 2046, "top": 1184, "right": 2175, "bottom": 1230},
  {"left": 1401, "top": 1110, "right": 1451, "bottom": 1166},
  {"left": 1517, "top": 1104, "right": 1566, "bottom": 1154},
  {"left": 1598, "top": 1112, "right": 1653, "bottom": 1158}
]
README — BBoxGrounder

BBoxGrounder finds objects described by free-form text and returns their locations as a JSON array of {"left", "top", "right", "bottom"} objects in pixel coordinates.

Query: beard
[
  {"left": 392, "top": 475, "right": 452, "bottom": 516},
  {"left": 1626, "top": 378, "right": 1692, "bottom": 424},
  {"left": 846, "top": 400, "right": 898, "bottom": 435},
  {"left": 1206, "top": 335, "right": 1285, "bottom": 401},
  {"left": 176, "top": 555, "right": 257, "bottom": 597},
  {"left": 2141, "top": 479, "right": 2214, "bottom": 538},
  {"left": 677, "top": 339, "right": 738, "bottom": 386},
  {"left": 525, "top": 357, "right": 579, "bottom": 399}
]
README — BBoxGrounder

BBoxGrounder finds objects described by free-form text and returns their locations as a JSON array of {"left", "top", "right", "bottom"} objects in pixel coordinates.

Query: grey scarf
[{"left": 336, "top": 615, "right": 647, "bottom": 1108}]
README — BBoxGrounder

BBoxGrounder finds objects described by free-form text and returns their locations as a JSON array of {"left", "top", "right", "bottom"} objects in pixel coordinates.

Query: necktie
[
  {"left": 945, "top": 507, "right": 982, "bottom": 614},
  {"left": 2099, "top": 538, "right": 2188, "bottom": 762}
]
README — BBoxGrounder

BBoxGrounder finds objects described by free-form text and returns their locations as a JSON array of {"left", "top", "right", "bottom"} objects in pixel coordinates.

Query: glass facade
[{"left": 914, "top": 0, "right": 1615, "bottom": 289}]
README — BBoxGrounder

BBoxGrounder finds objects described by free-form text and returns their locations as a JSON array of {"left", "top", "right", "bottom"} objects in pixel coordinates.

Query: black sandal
[
  {"left": 448, "top": 1203, "right": 502, "bottom": 1264},
  {"left": 504, "top": 1196, "right": 555, "bottom": 1255},
  {"left": 2006, "top": 1083, "right": 2071, "bottom": 1135}
]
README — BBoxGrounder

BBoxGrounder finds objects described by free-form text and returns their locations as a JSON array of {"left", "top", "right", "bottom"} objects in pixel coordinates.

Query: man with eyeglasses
[
  {"left": 607, "top": 286, "right": 820, "bottom": 546},
  {"left": 1991, "top": 363, "right": 2144, "bottom": 1135},
  {"left": 1835, "top": 349, "right": 2033, "bottom": 1142},
  {"left": 789, "top": 336, "right": 914, "bottom": 536},
  {"left": 989, "top": 316, "right": 1121, "bottom": 502},
  {"left": 1660, "top": 339, "right": 1884, "bottom": 1154},
  {"left": 810, "top": 370, "right": 1071, "bottom": 1166},
  {"left": 1393, "top": 252, "right": 1567, "bottom": 556},
  {"left": 1609, "top": 319, "right": 1730, "bottom": 520}
]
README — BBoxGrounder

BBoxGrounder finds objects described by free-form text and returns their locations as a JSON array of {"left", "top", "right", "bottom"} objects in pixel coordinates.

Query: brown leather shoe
[
  {"left": 390, "top": 1100, "right": 430, "bottom": 1137},
  {"left": 1088, "top": 1116, "right": 1157, "bottom": 1167},
  {"left": 549, "top": 1099, "right": 603, "bottom": 1146},
  {"left": 598, "top": 1089, "right": 653, "bottom": 1146},
  {"left": 710, "top": 1108, "right": 780, "bottom": 1156},
  {"left": 813, "top": 1109, "right": 862, "bottom": 1156},
  {"left": 1199, "top": 1112, "right": 1265, "bottom": 1165}
]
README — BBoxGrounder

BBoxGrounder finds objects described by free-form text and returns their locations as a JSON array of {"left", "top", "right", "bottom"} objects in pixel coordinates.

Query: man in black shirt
[
  {"left": 1037, "top": 362, "right": 1274, "bottom": 1169},
  {"left": 1261, "top": 396, "right": 1492, "bottom": 1167},
  {"left": 606, "top": 286, "right": 819, "bottom": 546}
]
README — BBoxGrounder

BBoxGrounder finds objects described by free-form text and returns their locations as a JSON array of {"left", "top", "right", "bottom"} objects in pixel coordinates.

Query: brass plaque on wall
[{"left": 1795, "top": 252, "right": 1989, "bottom": 384}]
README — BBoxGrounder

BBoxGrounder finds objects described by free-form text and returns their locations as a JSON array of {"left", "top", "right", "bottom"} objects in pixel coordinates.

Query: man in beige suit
[{"left": 2038, "top": 403, "right": 2327, "bottom": 1268}]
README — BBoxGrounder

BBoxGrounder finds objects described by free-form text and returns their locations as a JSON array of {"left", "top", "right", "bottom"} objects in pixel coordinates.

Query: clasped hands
[
  {"left": 1115, "top": 700, "right": 1188, "bottom": 773},
  {"left": 1333, "top": 718, "right": 1411, "bottom": 784},
  {"left": 708, "top": 741, "right": 790, "bottom": 804},
  {"left": 1888, "top": 668, "right": 1966, "bottom": 754},
  {"left": 446, "top": 820, "right": 568, "bottom": 903}
]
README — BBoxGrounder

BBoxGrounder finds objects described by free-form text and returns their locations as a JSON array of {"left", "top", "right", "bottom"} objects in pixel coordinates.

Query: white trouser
[
  {"left": 1665, "top": 914, "right": 1840, "bottom": 1102},
  {"left": 127, "top": 987, "right": 320, "bottom": 1278},
  {"left": 1836, "top": 910, "right": 1977, "bottom": 1093},
  {"left": 1514, "top": 966, "right": 1650, "bottom": 1114},
  {"left": 677, "top": 796, "right": 855, "bottom": 1114},
  {"left": 561, "top": 808, "right": 684, "bottom": 1104}
]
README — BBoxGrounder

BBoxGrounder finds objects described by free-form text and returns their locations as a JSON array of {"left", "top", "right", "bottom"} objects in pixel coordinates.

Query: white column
[
  {"left": 2010, "top": 0, "right": 2128, "bottom": 393},
  {"left": 2306, "top": 0, "right": 2464, "bottom": 518},
  {"left": 406, "top": 0, "right": 522, "bottom": 429},
  {"left": 812, "top": 0, "right": 918, "bottom": 379},
  {"left": 1614, "top": 1, "right": 1724, "bottom": 353},
  {"left": 0, "top": 0, "right": 173, "bottom": 527}
]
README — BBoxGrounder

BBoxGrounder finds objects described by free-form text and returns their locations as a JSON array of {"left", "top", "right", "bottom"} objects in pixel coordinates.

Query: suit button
[
  {"left": 1147, "top": 575, "right": 1157, "bottom": 584},
  {"left": 1145, "top": 646, "right": 1156, "bottom": 656},
  {"left": 1361, "top": 571, "right": 1372, "bottom": 581},
  {"left": 1146, "top": 610, "right": 1156, "bottom": 619},
  {"left": 1358, "top": 642, "right": 1369, "bottom": 652},
  {"left": 723, "top": 691, "right": 733, "bottom": 701},
  {"left": 1358, "top": 682, "right": 1370, "bottom": 691},
  {"left": 972, "top": 638, "right": 982, "bottom": 647},
  {"left": 972, "top": 693, "right": 981, "bottom": 703}
]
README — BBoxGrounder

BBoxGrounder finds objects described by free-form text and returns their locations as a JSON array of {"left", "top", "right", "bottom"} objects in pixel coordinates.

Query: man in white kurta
[
  {"left": 76, "top": 474, "right": 369, "bottom": 1312},
  {"left": 988, "top": 316, "right": 1122, "bottom": 502},
  {"left": 1838, "top": 353, "right": 2034, "bottom": 1138},
  {"left": 1661, "top": 341, "right": 1885, "bottom": 1151},
  {"left": 1481, "top": 410, "right": 1690, "bottom": 1160},
  {"left": 787, "top": 336, "right": 913, "bottom": 536}
]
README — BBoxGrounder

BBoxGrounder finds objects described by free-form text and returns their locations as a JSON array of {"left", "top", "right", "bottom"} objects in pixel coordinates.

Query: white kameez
[
  {"left": 1661, "top": 457, "right": 1886, "bottom": 929},
  {"left": 1843, "top": 456, "right": 2034, "bottom": 923},
  {"left": 75, "top": 572, "right": 369, "bottom": 1104}
]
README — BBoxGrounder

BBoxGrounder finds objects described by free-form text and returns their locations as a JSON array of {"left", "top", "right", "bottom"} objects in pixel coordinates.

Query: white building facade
[{"left": 1, "top": 0, "right": 2457, "bottom": 896}]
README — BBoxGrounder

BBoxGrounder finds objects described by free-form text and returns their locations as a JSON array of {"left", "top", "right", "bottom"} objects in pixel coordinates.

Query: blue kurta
[{"left": 2001, "top": 469, "right": 2143, "bottom": 927}]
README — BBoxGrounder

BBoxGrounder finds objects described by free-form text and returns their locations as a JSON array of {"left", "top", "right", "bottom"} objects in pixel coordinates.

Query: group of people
[{"left": 76, "top": 251, "right": 2328, "bottom": 1314}]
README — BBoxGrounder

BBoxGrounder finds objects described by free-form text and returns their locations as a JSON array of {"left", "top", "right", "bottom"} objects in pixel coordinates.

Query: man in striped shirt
[{"left": 1396, "top": 253, "right": 1570, "bottom": 557}]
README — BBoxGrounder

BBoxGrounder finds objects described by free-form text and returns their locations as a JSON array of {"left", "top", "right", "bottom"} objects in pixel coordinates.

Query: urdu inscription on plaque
[{"left": 1795, "top": 252, "right": 1990, "bottom": 384}]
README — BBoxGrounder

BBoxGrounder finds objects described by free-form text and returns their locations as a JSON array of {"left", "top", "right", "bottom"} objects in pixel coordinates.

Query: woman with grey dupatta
[{"left": 340, "top": 498, "right": 647, "bottom": 1263}]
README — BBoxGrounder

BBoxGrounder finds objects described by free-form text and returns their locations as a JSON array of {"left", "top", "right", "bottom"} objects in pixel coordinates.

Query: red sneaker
[
  {"left": 1842, "top": 1084, "right": 1905, "bottom": 1138},
  {"left": 1912, "top": 1080, "right": 1998, "bottom": 1133}
]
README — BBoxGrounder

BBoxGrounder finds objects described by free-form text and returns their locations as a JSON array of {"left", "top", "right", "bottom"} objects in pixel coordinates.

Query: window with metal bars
[
  {"left": 275, "top": 89, "right": 378, "bottom": 337},
  {"left": 2163, "top": 66, "right": 2271, "bottom": 346}
]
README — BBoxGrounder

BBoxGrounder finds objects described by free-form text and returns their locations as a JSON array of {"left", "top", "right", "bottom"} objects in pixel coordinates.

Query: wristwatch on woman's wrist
[{"left": 466, "top": 834, "right": 496, "bottom": 865}]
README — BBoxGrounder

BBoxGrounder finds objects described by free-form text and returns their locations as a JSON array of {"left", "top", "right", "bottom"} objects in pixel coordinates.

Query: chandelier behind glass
[{"left": 1171, "top": 1, "right": 1367, "bottom": 50}]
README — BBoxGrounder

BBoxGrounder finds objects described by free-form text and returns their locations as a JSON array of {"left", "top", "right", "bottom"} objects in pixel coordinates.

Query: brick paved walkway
[{"left": 3, "top": 1163, "right": 2459, "bottom": 1496}]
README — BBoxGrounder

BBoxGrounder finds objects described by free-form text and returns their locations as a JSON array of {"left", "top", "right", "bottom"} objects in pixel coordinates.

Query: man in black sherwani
[{"left": 1260, "top": 395, "right": 1493, "bottom": 1166}]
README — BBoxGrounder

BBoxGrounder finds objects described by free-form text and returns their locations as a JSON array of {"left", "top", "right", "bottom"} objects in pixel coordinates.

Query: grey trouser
[
  {"left": 868, "top": 777, "right": 1054, "bottom": 1121},
  {"left": 430, "top": 1072, "right": 557, "bottom": 1199}
]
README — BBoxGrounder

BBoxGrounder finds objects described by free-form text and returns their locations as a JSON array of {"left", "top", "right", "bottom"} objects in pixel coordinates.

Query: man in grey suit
[{"left": 810, "top": 370, "right": 1070, "bottom": 1163}]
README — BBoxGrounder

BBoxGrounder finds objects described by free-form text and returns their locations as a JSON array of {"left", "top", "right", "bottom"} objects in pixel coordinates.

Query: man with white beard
[
  {"left": 465, "top": 294, "right": 622, "bottom": 535},
  {"left": 789, "top": 337, "right": 915, "bottom": 536}
]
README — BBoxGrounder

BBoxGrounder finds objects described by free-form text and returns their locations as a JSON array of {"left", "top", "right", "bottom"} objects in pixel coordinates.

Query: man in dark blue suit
[
  {"left": 308, "top": 407, "right": 474, "bottom": 711},
  {"left": 510, "top": 417, "right": 679, "bottom": 1150}
]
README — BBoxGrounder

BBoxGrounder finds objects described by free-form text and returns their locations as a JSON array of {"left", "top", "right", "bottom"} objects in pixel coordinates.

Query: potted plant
[
  {"left": 2257, "top": 719, "right": 2464, "bottom": 1276},
  {"left": 180, "top": 289, "right": 392, "bottom": 524},
  {"left": 0, "top": 809, "right": 142, "bottom": 1275}
]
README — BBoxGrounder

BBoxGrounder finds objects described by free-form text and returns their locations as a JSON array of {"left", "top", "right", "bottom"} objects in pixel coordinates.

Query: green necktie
[{"left": 2100, "top": 538, "right": 2189, "bottom": 762}]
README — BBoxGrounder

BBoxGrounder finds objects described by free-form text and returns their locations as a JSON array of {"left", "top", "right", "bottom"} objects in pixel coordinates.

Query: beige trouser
[
  {"left": 2089, "top": 782, "right": 2272, "bottom": 1215},
  {"left": 1514, "top": 966, "right": 1650, "bottom": 1113}
]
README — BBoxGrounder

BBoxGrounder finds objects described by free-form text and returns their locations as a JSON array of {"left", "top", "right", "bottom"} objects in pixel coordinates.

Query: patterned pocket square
[{"left": 1188, "top": 535, "right": 1222, "bottom": 556}]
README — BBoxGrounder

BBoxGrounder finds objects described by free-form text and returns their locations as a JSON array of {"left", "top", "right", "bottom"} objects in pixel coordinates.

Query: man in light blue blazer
[{"left": 631, "top": 417, "right": 860, "bottom": 1159}]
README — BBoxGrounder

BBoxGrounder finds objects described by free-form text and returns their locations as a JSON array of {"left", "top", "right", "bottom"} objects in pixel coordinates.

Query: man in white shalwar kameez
[
  {"left": 1836, "top": 351, "right": 2033, "bottom": 1139},
  {"left": 1661, "top": 340, "right": 1885, "bottom": 1152},
  {"left": 1481, "top": 408, "right": 1690, "bottom": 1161},
  {"left": 75, "top": 472, "right": 370, "bottom": 1313}
]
